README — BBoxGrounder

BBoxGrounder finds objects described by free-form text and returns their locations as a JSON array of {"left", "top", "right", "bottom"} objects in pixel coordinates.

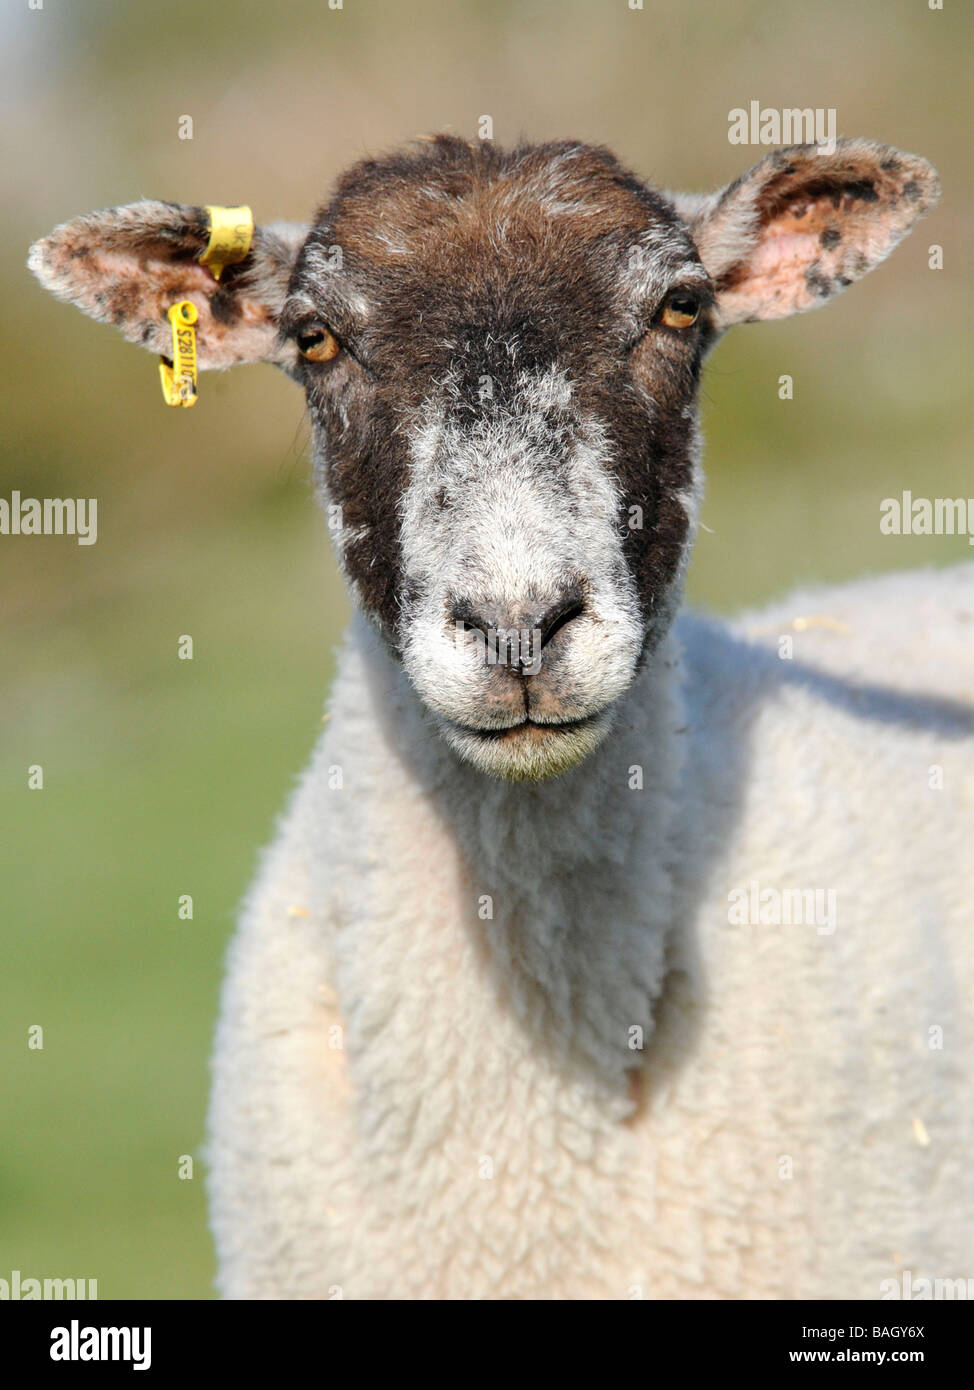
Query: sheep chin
[{"left": 433, "top": 709, "right": 615, "bottom": 782}]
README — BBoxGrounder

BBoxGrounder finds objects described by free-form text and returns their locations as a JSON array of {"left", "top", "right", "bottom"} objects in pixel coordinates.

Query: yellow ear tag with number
[
  {"left": 157, "top": 207, "right": 252, "bottom": 407},
  {"left": 158, "top": 300, "right": 199, "bottom": 407},
  {"left": 200, "top": 204, "right": 254, "bottom": 280}
]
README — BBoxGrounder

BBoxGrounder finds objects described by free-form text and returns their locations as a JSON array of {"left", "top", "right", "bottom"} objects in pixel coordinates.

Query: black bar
[{"left": 4, "top": 1298, "right": 968, "bottom": 1375}]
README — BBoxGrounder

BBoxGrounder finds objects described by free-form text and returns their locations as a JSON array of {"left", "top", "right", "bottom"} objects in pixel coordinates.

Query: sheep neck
[{"left": 334, "top": 617, "right": 689, "bottom": 1111}]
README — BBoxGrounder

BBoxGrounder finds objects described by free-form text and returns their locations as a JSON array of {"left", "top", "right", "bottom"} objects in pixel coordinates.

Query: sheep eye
[
  {"left": 298, "top": 329, "right": 341, "bottom": 363},
  {"left": 659, "top": 294, "right": 700, "bottom": 329}
]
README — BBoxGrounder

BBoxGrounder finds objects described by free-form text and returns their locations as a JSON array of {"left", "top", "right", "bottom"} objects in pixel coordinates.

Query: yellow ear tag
[
  {"left": 200, "top": 204, "right": 254, "bottom": 280},
  {"left": 157, "top": 209, "right": 252, "bottom": 407},
  {"left": 158, "top": 300, "right": 199, "bottom": 408}
]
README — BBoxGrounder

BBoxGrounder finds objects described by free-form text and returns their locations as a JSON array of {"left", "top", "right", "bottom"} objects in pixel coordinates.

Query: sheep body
[{"left": 208, "top": 560, "right": 974, "bottom": 1299}]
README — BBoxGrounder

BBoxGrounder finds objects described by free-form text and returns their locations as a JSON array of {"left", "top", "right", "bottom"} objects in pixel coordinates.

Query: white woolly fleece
[{"left": 206, "top": 562, "right": 974, "bottom": 1300}]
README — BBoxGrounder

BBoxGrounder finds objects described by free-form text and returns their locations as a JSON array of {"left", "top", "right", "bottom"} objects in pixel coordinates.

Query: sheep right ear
[
  {"left": 28, "top": 200, "right": 307, "bottom": 372},
  {"left": 668, "top": 140, "right": 939, "bottom": 329}
]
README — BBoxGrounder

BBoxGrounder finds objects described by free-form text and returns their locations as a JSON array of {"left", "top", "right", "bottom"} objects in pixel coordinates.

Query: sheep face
[
  {"left": 29, "top": 136, "right": 939, "bottom": 780},
  {"left": 284, "top": 139, "right": 712, "bottom": 780}
]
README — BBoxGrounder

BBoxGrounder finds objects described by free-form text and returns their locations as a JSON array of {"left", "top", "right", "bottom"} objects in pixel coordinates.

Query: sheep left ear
[
  {"left": 28, "top": 200, "right": 307, "bottom": 371},
  {"left": 668, "top": 139, "right": 939, "bottom": 328}
]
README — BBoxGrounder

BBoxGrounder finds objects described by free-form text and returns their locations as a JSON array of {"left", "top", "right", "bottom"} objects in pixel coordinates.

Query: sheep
[{"left": 29, "top": 135, "right": 974, "bottom": 1301}]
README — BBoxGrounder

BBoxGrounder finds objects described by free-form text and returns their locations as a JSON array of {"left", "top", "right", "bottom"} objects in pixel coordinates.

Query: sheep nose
[{"left": 450, "top": 586, "right": 586, "bottom": 672}]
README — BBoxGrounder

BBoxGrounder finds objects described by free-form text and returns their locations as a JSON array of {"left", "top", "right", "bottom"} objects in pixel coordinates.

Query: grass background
[{"left": 2, "top": 0, "right": 972, "bottom": 1297}]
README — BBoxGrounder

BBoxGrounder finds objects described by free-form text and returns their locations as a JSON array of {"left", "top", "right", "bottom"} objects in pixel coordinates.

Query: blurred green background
[{"left": 2, "top": 0, "right": 971, "bottom": 1298}]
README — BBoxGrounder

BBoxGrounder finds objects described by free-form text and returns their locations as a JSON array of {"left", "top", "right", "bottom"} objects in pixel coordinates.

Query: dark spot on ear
[
  {"left": 105, "top": 281, "right": 141, "bottom": 322},
  {"left": 219, "top": 258, "right": 252, "bottom": 289},
  {"left": 155, "top": 205, "right": 210, "bottom": 254},
  {"left": 820, "top": 227, "right": 841, "bottom": 250},
  {"left": 757, "top": 170, "right": 884, "bottom": 225},
  {"left": 836, "top": 275, "right": 853, "bottom": 288},
  {"left": 68, "top": 244, "right": 91, "bottom": 261},
  {"left": 854, "top": 251, "right": 870, "bottom": 274},
  {"left": 805, "top": 263, "right": 832, "bottom": 299},
  {"left": 843, "top": 179, "right": 879, "bottom": 203},
  {"left": 902, "top": 180, "right": 921, "bottom": 203},
  {"left": 435, "top": 487, "right": 449, "bottom": 510},
  {"left": 210, "top": 287, "right": 242, "bottom": 325},
  {"left": 140, "top": 323, "right": 155, "bottom": 345},
  {"left": 880, "top": 157, "right": 900, "bottom": 173}
]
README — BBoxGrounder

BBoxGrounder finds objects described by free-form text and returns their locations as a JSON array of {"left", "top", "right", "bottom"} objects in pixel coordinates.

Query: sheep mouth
[
  {"left": 447, "top": 713, "right": 600, "bottom": 741},
  {"left": 437, "top": 706, "right": 617, "bottom": 780}
]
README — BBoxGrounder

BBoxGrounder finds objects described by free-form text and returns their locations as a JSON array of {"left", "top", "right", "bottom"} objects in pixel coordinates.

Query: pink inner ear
[
  {"left": 719, "top": 193, "right": 896, "bottom": 322},
  {"left": 742, "top": 228, "right": 825, "bottom": 314},
  {"left": 92, "top": 249, "right": 216, "bottom": 322}
]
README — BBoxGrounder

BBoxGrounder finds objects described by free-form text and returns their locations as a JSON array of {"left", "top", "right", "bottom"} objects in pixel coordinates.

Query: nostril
[
  {"left": 450, "top": 601, "right": 492, "bottom": 641},
  {"left": 538, "top": 593, "right": 585, "bottom": 649}
]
